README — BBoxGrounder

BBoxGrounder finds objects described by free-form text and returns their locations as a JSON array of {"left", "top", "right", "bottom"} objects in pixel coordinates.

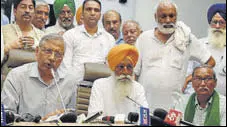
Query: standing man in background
[
  {"left": 61, "top": 0, "right": 115, "bottom": 81},
  {"left": 103, "top": 10, "right": 124, "bottom": 45},
  {"left": 75, "top": 5, "right": 83, "bottom": 26},
  {"left": 45, "top": 0, "right": 75, "bottom": 35},
  {"left": 32, "top": 0, "right": 50, "bottom": 31},
  {"left": 122, "top": 20, "right": 142, "bottom": 45},
  {"left": 2, "top": 0, "right": 44, "bottom": 55},
  {"left": 135, "top": 0, "right": 215, "bottom": 110},
  {"left": 183, "top": 3, "right": 226, "bottom": 96}
]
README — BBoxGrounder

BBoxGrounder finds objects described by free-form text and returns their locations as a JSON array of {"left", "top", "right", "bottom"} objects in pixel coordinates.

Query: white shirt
[
  {"left": 1, "top": 62, "right": 78, "bottom": 117},
  {"left": 45, "top": 21, "right": 67, "bottom": 35},
  {"left": 60, "top": 25, "right": 115, "bottom": 81},
  {"left": 135, "top": 21, "right": 211, "bottom": 110},
  {"left": 175, "top": 93, "right": 226, "bottom": 126},
  {"left": 87, "top": 76, "right": 149, "bottom": 118}
]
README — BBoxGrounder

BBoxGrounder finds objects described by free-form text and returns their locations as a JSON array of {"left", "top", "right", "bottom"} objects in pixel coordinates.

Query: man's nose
[
  {"left": 110, "top": 22, "right": 114, "bottom": 29},
  {"left": 214, "top": 23, "right": 221, "bottom": 29},
  {"left": 49, "top": 52, "right": 56, "bottom": 61},
  {"left": 121, "top": 66, "right": 130, "bottom": 75},
  {"left": 200, "top": 80, "right": 206, "bottom": 87}
]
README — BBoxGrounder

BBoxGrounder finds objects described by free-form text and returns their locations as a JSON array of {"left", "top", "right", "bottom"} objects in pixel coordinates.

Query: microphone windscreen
[
  {"left": 33, "top": 115, "right": 41, "bottom": 123},
  {"left": 128, "top": 112, "right": 139, "bottom": 123},
  {"left": 60, "top": 112, "right": 77, "bottom": 123},
  {"left": 6, "top": 111, "right": 15, "bottom": 124},
  {"left": 150, "top": 116, "right": 170, "bottom": 126},
  {"left": 153, "top": 108, "right": 168, "bottom": 120}
]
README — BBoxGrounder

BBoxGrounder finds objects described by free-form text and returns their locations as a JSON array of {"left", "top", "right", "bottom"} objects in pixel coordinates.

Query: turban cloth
[
  {"left": 107, "top": 44, "right": 139, "bottom": 71},
  {"left": 76, "top": 6, "right": 83, "bottom": 24},
  {"left": 207, "top": 3, "right": 226, "bottom": 24},
  {"left": 53, "top": 0, "right": 76, "bottom": 19}
]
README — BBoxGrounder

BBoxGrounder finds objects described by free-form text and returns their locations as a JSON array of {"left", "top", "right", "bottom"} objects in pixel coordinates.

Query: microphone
[
  {"left": 126, "top": 96, "right": 143, "bottom": 107},
  {"left": 59, "top": 112, "right": 77, "bottom": 123},
  {"left": 153, "top": 108, "right": 168, "bottom": 120},
  {"left": 15, "top": 113, "right": 41, "bottom": 123},
  {"left": 50, "top": 68, "right": 77, "bottom": 123},
  {"left": 150, "top": 115, "right": 171, "bottom": 126},
  {"left": 83, "top": 111, "right": 103, "bottom": 123},
  {"left": 155, "top": 108, "right": 196, "bottom": 126},
  {"left": 102, "top": 116, "right": 115, "bottom": 123},
  {"left": 102, "top": 112, "right": 139, "bottom": 124},
  {"left": 51, "top": 68, "right": 67, "bottom": 113},
  {"left": 128, "top": 112, "right": 139, "bottom": 123},
  {"left": 5, "top": 111, "right": 15, "bottom": 124}
]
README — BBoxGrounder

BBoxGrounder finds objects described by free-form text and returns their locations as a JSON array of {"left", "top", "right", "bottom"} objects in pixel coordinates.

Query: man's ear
[
  {"left": 154, "top": 13, "right": 157, "bottom": 22},
  {"left": 35, "top": 46, "right": 39, "bottom": 60},
  {"left": 214, "top": 80, "right": 217, "bottom": 88},
  {"left": 13, "top": 9, "right": 17, "bottom": 17}
]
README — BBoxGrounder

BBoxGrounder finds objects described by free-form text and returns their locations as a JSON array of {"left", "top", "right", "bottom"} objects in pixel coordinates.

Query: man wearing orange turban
[
  {"left": 88, "top": 44, "right": 148, "bottom": 118},
  {"left": 107, "top": 43, "right": 139, "bottom": 71},
  {"left": 75, "top": 6, "right": 83, "bottom": 26}
]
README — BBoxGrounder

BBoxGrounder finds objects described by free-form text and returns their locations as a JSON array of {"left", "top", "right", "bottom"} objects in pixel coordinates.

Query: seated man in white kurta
[{"left": 87, "top": 44, "right": 149, "bottom": 117}]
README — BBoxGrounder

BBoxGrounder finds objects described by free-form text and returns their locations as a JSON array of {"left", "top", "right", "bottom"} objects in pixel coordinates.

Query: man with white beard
[
  {"left": 45, "top": 0, "right": 75, "bottom": 35},
  {"left": 87, "top": 44, "right": 148, "bottom": 118},
  {"left": 134, "top": 0, "right": 216, "bottom": 110},
  {"left": 183, "top": 3, "right": 226, "bottom": 96}
]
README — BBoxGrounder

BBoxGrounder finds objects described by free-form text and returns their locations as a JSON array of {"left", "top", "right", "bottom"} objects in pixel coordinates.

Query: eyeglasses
[
  {"left": 192, "top": 77, "right": 215, "bottom": 84},
  {"left": 40, "top": 47, "right": 63, "bottom": 59},
  {"left": 210, "top": 20, "right": 226, "bottom": 27}
]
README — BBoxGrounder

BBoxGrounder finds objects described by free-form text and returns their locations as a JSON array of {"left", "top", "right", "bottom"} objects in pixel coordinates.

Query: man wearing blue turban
[
  {"left": 45, "top": 0, "right": 76, "bottom": 35},
  {"left": 183, "top": 3, "right": 226, "bottom": 96}
]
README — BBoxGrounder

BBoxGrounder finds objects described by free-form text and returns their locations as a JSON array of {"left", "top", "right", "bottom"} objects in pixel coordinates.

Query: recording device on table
[
  {"left": 126, "top": 96, "right": 196, "bottom": 126},
  {"left": 102, "top": 112, "right": 139, "bottom": 124}
]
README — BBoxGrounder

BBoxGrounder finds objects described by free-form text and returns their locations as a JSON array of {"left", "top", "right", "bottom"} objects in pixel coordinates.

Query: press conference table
[{"left": 12, "top": 122, "right": 136, "bottom": 126}]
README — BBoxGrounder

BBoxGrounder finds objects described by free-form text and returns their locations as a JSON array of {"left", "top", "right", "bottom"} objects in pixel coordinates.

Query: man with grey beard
[
  {"left": 87, "top": 44, "right": 148, "bottom": 118},
  {"left": 45, "top": 0, "right": 75, "bottom": 35},
  {"left": 135, "top": 0, "right": 216, "bottom": 110},
  {"left": 183, "top": 3, "right": 226, "bottom": 96}
]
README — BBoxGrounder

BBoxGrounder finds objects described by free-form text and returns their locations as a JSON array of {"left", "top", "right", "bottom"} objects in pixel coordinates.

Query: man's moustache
[
  {"left": 22, "top": 13, "right": 31, "bottom": 17},
  {"left": 212, "top": 29, "right": 223, "bottom": 33},
  {"left": 163, "top": 24, "right": 175, "bottom": 28},
  {"left": 63, "top": 18, "right": 72, "bottom": 22}
]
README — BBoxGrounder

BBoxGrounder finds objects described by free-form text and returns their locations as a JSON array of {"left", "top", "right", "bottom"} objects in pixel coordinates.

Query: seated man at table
[
  {"left": 175, "top": 65, "right": 226, "bottom": 126},
  {"left": 1, "top": 34, "right": 78, "bottom": 120},
  {"left": 88, "top": 44, "right": 149, "bottom": 117}
]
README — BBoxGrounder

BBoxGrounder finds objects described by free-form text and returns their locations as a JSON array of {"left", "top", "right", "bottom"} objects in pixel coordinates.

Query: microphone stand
[{"left": 51, "top": 68, "right": 67, "bottom": 113}]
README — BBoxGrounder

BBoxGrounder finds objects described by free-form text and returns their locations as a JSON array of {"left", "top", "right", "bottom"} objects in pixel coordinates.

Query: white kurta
[
  {"left": 87, "top": 76, "right": 149, "bottom": 118},
  {"left": 60, "top": 25, "right": 115, "bottom": 81},
  {"left": 135, "top": 21, "right": 211, "bottom": 110},
  {"left": 45, "top": 21, "right": 67, "bottom": 35}
]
